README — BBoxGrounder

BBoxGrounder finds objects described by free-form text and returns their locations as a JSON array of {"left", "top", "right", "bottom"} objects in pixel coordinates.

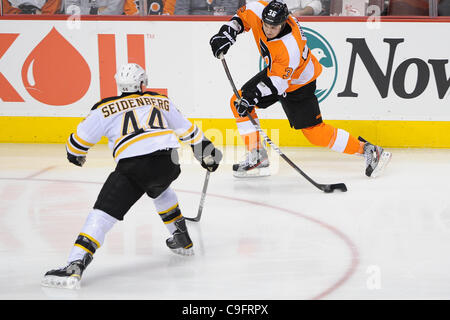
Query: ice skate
[
  {"left": 166, "top": 217, "right": 194, "bottom": 256},
  {"left": 41, "top": 253, "right": 92, "bottom": 289},
  {"left": 233, "top": 147, "right": 270, "bottom": 178},
  {"left": 363, "top": 142, "right": 392, "bottom": 178}
]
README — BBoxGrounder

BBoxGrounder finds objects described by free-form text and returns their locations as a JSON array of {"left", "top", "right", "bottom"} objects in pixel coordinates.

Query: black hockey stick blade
[
  {"left": 185, "top": 216, "right": 200, "bottom": 222},
  {"left": 185, "top": 214, "right": 202, "bottom": 222},
  {"left": 185, "top": 170, "right": 211, "bottom": 222},
  {"left": 320, "top": 183, "right": 347, "bottom": 193}
]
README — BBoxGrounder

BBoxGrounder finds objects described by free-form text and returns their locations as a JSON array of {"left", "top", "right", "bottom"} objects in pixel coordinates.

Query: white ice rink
[{"left": 1, "top": 143, "right": 450, "bottom": 300}]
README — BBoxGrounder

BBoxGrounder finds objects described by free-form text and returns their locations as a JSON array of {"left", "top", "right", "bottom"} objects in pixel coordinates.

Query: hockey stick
[
  {"left": 219, "top": 54, "right": 347, "bottom": 193},
  {"left": 185, "top": 170, "right": 211, "bottom": 222}
]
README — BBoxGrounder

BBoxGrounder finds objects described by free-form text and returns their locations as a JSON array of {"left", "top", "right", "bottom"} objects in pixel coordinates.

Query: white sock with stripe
[
  {"left": 153, "top": 188, "right": 181, "bottom": 234},
  {"left": 67, "top": 209, "right": 118, "bottom": 264}
]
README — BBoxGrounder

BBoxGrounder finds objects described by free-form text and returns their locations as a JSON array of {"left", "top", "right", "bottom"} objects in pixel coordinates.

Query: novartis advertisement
[{"left": 0, "top": 19, "right": 449, "bottom": 121}]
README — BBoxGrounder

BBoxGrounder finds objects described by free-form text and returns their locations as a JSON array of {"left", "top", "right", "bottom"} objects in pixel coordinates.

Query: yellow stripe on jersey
[
  {"left": 66, "top": 139, "right": 88, "bottom": 155},
  {"left": 186, "top": 132, "right": 203, "bottom": 145},
  {"left": 178, "top": 124, "right": 203, "bottom": 145},
  {"left": 113, "top": 128, "right": 171, "bottom": 152},
  {"left": 114, "top": 130, "right": 174, "bottom": 160},
  {"left": 178, "top": 123, "right": 195, "bottom": 140},
  {"left": 74, "top": 133, "right": 95, "bottom": 147}
]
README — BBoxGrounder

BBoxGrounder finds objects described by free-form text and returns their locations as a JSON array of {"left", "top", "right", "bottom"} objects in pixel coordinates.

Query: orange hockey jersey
[{"left": 232, "top": 0, "right": 322, "bottom": 94}]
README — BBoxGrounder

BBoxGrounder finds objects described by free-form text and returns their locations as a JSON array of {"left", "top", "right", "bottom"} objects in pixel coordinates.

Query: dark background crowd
[{"left": 1, "top": 0, "right": 449, "bottom": 18}]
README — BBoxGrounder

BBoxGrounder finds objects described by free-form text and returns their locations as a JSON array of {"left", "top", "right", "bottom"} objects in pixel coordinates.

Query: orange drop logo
[{"left": 21, "top": 27, "right": 91, "bottom": 106}]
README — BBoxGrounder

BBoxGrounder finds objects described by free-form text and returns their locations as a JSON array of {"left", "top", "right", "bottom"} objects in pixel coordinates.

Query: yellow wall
[{"left": 1, "top": 116, "right": 450, "bottom": 148}]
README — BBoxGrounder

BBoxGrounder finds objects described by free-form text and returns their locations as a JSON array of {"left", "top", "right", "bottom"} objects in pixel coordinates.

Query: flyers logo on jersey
[{"left": 259, "top": 39, "right": 272, "bottom": 70}]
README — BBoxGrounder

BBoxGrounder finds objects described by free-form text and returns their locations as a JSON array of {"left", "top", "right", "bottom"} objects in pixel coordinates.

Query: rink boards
[{"left": 0, "top": 17, "right": 449, "bottom": 147}]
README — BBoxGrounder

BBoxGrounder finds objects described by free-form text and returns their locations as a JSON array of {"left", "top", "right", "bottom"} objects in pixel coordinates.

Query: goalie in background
[
  {"left": 209, "top": 0, "right": 391, "bottom": 178},
  {"left": 41, "top": 63, "right": 222, "bottom": 290}
]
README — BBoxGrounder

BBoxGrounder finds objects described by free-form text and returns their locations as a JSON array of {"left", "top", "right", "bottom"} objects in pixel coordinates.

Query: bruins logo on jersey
[{"left": 259, "top": 39, "right": 272, "bottom": 70}]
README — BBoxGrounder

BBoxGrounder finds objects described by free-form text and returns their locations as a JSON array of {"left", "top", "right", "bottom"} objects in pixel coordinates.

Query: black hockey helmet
[{"left": 262, "top": 1, "right": 289, "bottom": 26}]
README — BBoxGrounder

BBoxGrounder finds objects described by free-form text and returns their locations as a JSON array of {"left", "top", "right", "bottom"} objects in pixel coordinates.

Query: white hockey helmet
[{"left": 115, "top": 63, "right": 148, "bottom": 93}]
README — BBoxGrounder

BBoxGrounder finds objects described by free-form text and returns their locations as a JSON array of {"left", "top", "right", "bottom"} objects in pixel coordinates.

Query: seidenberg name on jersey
[{"left": 100, "top": 94, "right": 170, "bottom": 118}]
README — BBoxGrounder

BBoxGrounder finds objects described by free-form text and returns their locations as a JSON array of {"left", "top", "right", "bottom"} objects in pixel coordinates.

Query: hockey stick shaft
[
  {"left": 186, "top": 170, "right": 211, "bottom": 222},
  {"left": 219, "top": 54, "right": 347, "bottom": 193}
]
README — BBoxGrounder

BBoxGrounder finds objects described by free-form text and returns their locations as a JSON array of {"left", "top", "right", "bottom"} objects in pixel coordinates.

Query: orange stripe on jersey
[{"left": 237, "top": 1, "right": 267, "bottom": 32}]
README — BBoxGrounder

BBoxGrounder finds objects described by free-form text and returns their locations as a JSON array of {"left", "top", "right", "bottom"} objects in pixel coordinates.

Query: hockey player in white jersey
[{"left": 41, "top": 63, "right": 222, "bottom": 289}]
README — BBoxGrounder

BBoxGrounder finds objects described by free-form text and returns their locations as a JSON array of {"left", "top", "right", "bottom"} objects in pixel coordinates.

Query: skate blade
[
  {"left": 41, "top": 275, "right": 81, "bottom": 290},
  {"left": 170, "top": 247, "right": 194, "bottom": 256},
  {"left": 233, "top": 166, "right": 271, "bottom": 178},
  {"left": 370, "top": 151, "right": 392, "bottom": 178}
]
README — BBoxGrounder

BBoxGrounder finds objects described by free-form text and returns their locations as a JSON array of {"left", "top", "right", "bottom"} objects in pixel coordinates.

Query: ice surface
[{"left": 1, "top": 143, "right": 450, "bottom": 300}]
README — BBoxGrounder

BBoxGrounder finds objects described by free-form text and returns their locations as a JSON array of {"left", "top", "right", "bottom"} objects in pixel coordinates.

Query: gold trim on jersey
[
  {"left": 66, "top": 141, "right": 87, "bottom": 155},
  {"left": 189, "top": 133, "right": 203, "bottom": 145},
  {"left": 74, "top": 133, "right": 95, "bottom": 147},
  {"left": 178, "top": 124, "right": 203, "bottom": 145},
  {"left": 113, "top": 129, "right": 174, "bottom": 160},
  {"left": 66, "top": 133, "right": 94, "bottom": 157},
  {"left": 178, "top": 123, "right": 195, "bottom": 139}
]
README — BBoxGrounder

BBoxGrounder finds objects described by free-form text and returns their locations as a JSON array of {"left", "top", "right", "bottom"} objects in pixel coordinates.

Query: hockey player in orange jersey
[
  {"left": 41, "top": 63, "right": 222, "bottom": 289},
  {"left": 209, "top": 0, "right": 391, "bottom": 178}
]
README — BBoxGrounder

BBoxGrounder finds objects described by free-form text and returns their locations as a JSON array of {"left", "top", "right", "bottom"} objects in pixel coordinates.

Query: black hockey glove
[
  {"left": 210, "top": 25, "right": 238, "bottom": 58},
  {"left": 191, "top": 139, "right": 223, "bottom": 172},
  {"left": 67, "top": 152, "right": 86, "bottom": 167},
  {"left": 234, "top": 87, "right": 261, "bottom": 117}
]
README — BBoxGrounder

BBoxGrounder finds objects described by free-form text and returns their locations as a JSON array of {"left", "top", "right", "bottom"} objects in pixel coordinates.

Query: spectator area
[{"left": 0, "top": 0, "right": 448, "bottom": 16}]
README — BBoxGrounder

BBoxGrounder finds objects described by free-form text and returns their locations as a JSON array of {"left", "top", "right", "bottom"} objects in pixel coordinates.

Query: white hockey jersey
[{"left": 66, "top": 91, "right": 204, "bottom": 162}]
